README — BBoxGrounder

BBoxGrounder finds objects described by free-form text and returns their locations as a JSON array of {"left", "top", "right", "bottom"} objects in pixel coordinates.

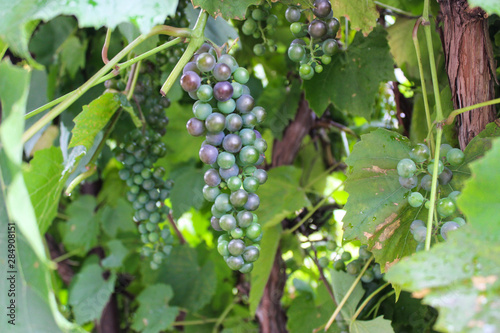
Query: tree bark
[
  {"left": 255, "top": 95, "right": 316, "bottom": 333},
  {"left": 438, "top": 0, "right": 497, "bottom": 149}
]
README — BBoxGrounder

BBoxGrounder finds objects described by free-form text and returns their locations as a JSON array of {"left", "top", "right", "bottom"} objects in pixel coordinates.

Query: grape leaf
[
  {"left": 169, "top": 165, "right": 205, "bottom": 219},
  {"left": 59, "top": 36, "right": 87, "bottom": 79},
  {"left": 131, "top": 284, "right": 179, "bottom": 333},
  {"left": 249, "top": 224, "right": 282, "bottom": 316},
  {"left": 386, "top": 227, "right": 500, "bottom": 333},
  {"left": 258, "top": 166, "right": 311, "bottom": 228},
  {"left": 303, "top": 27, "right": 394, "bottom": 119},
  {"left": 330, "top": 0, "right": 379, "bottom": 35},
  {"left": 23, "top": 147, "right": 66, "bottom": 234},
  {"left": 0, "top": 0, "right": 178, "bottom": 61},
  {"left": 469, "top": 0, "right": 500, "bottom": 16},
  {"left": 68, "top": 262, "right": 117, "bottom": 325},
  {"left": 350, "top": 316, "right": 395, "bottom": 333},
  {"left": 99, "top": 198, "right": 136, "bottom": 238},
  {"left": 191, "top": 0, "right": 261, "bottom": 20},
  {"left": 141, "top": 246, "right": 216, "bottom": 312},
  {"left": 68, "top": 93, "right": 120, "bottom": 151},
  {"left": 102, "top": 240, "right": 130, "bottom": 269},
  {"left": 287, "top": 286, "right": 340, "bottom": 333},
  {"left": 458, "top": 137, "right": 500, "bottom": 240},
  {"left": 59, "top": 195, "right": 100, "bottom": 255},
  {"left": 330, "top": 270, "right": 365, "bottom": 319}
]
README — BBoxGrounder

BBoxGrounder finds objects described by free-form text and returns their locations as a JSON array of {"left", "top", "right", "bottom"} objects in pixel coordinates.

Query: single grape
[
  {"left": 231, "top": 82, "right": 244, "bottom": 99},
  {"left": 237, "top": 210, "right": 254, "bottom": 228},
  {"left": 346, "top": 261, "right": 360, "bottom": 275},
  {"left": 254, "top": 169, "right": 268, "bottom": 184},
  {"left": 243, "top": 193, "right": 260, "bottom": 211},
  {"left": 206, "top": 131, "right": 225, "bottom": 146},
  {"left": 236, "top": 94, "right": 255, "bottom": 113},
  {"left": 223, "top": 134, "right": 243, "bottom": 153},
  {"left": 448, "top": 190, "right": 460, "bottom": 204},
  {"left": 240, "top": 128, "right": 256, "bottom": 145},
  {"left": 196, "top": 84, "right": 213, "bottom": 102},
  {"left": 219, "top": 164, "right": 239, "bottom": 180},
  {"left": 453, "top": 216, "right": 466, "bottom": 226},
  {"left": 413, "top": 226, "right": 427, "bottom": 243},
  {"left": 313, "top": 0, "right": 332, "bottom": 17},
  {"left": 183, "top": 61, "right": 200, "bottom": 74},
  {"left": 204, "top": 168, "right": 221, "bottom": 187},
  {"left": 359, "top": 245, "right": 372, "bottom": 260},
  {"left": 361, "top": 270, "right": 374, "bottom": 283},
  {"left": 288, "top": 44, "right": 306, "bottom": 62},
  {"left": 397, "top": 158, "right": 417, "bottom": 177},
  {"left": 321, "top": 55, "right": 332, "bottom": 64},
  {"left": 252, "top": 106, "right": 266, "bottom": 123},
  {"left": 334, "top": 260, "right": 345, "bottom": 271},
  {"left": 215, "top": 193, "right": 232, "bottom": 212},
  {"left": 211, "top": 216, "right": 223, "bottom": 231},
  {"left": 409, "top": 143, "right": 430, "bottom": 163},
  {"left": 254, "top": 138, "right": 268, "bottom": 153},
  {"left": 440, "top": 221, "right": 460, "bottom": 240},
  {"left": 420, "top": 174, "right": 433, "bottom": 191},
  {"left": 447, "top": 148, "right": 465, "bottom": 166},
  {"left": 217, "top": 241, "right": 230, "bottom": 256},
  {"left": 213, "top": 81, "right": 234, "bottom": 102},
  {"left": 327, "top": 17, "right": 340, "bottom": 36},
  {"left": 318, "top": 257, "right": 330, "bottom": 268},
  {"left": 231, "top": 227, "right": 244, "bottom": 239},
  {"left": 199, "top": 145, "right": 218, "bottom": 164},
  {"left": 218, "top": 54, "right": 239, "bottom": 73},
  {"left": 219, "top": 214, "right": 237, "bottom": 231},
  {"left": 242, "top": 113, "right": 258, "bottom": 128},
  {"left": 239, "top": 263, "right": 253, "bottom": 273},
  {"left": 205, "top": 112, "right": 226, "bottom": 133},
  {"left": 226, "top": 113, "right": 243, "bottom": 132},
  {"left": 246, "top": 223, "right": 262, "bottom": 239},
  {"left": 410, "top": 219, "right": 425, "bottom": 232},
  {"left": 239, "top": 146, "right": 260, "bottom": 165},
  {"left": 407, "top": 192, "right": 424, "bottom": 208},
  {"left": 234, "top": 67, "right": 250, "bottom": 84},
  {"left": 440, "top": 144, "right": 453, "bottom": 157},
  {"left": 213, "top": 63, "right": 232, "bottom": 81},
  {"left": 228, "top": 239, "right": 246, "bottom": 256},
  {"left": 437, "top": 198, "right": 456, "bottom": 217},
  {"left": 218, "top": 99, "right": 236, "bottom": 114},
  {"left": 341, "top": 251, "right": 351, "bottom": 261},
  {"left": 226, "top": 256, "right": 244, "bottom": 270},
  {"left": 285, "top": 7, "right": 301, "bottom": 23},
  {"left": 196, "top": 52, "right": 216, "bottom": 72},
  {"left": 253, "top": 44, "right": 266, "bottom": 56},
  {"left": 427, "top": 159, "right": 444, "bottom": 175},
  {"left": 193, "top": 102, "right": 212, "bottom": 120},
  {"left": 227, "top": 176, "right": 242, "bottom": 191},
  {"left": 399, "top": 176, "right": 418, "bottom": 189},
  {"left": 308, "top": 19, "right": 327, "bottom": 38},
  {"left": 322, "top": 39, "right": 339, "bottom": 56},
  {"left": 243, "top": 246, "right": 260, "bottom": 262},
  {"left": 230, "top": 189, "right": 249, "bottom": 208},
  {"left": 438, "top": 167, "right": 453, "bottom": 185}
]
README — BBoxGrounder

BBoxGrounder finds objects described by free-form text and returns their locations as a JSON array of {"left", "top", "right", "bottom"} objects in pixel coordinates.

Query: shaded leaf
[
  {"left": 304, "top": 27, "right": 394, "bottom": 119},
  {"left": 23, "top": 147, "right": 66, "bottom": 234},
  {"left": 132, "top": 284, "right": 179, "bottom": 333},
  {"left": 249, "top": 224, "right": 282, "bottom": 316},
  {"left": 331, "top": 270, "right": 364, "bottom": 319},
  {"left": 258, "top": 166, "right": 311, "bottom": 228},
  {"left": 68, "top": 93, "right": 120, "bottom": 151},
  {"left": 69, "top": 262, "right": 117, "bottom": 325},
  {"left": 169, "top": 165, "right": 205, "bottom": 219},
  {"left": 60, "top": 36, "right": 87, "bottom": 79},
  {"left": 102, "top": 240, "right": 130, "bottom": 269},
  {"left": 330, "top": 0, "right": 379, "bottom": 35},
  {"left": 99, "top": 198, "right": 136, "bottom": 237},
  {"left": 350, "top": 316, "right": 395, "bottom": 333}
]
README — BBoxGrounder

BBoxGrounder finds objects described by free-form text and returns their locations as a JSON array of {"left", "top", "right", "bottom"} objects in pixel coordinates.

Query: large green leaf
[
  {"left": 303, "top": 27, "right": 394, "bottom": 119},
  {"left": 131, "top": 284, "right": 179, "bottom": 333},
  {"left": 99, "top": 198, "right": 136, "bottom": 238},
  {"left": 191, "top": 0, "right": 260, "bottom": 20},
  {"left": 350, "top": 316, "right": 395, "bottom": 333},
  {"left": 249, "top": 224, "right": 282, "bottom": 315},
  {"left": 59, "top": 195, "right": 100, "bottom": 255},
  {"left": 469, "top": 0, "right": 500, "bottom": 15},
  {"left": 458, "top": 137, "right": 500, "bottom": 240},
  {"left": 386, "top": 227, "right": 500, "bottom": 333},
  {"left": 68, "top": 93, "right": 120, "bottom": 151},
  {"left": 330, "top": 0, "right": 379, "bottom": 35},
  {"left": 258, "top": 166, "right": 311, "bottom": 228},
  {"left": 0, "top": 0, "right": 178, "bottom": 61},
  {"left": 69, "top": 261, "right": 117, "bottom": 325},
  {"left": 141, "top": 246, "right": 217, "bottom": 312},
  {"left": 169, "top": 165, "right": 205, "bottom": 219},
  {"left": 330, "top": 270, "right": 364, "bottom": 319},
  {"left": 23, "top": 147, "right": 66, "bottom": 234}
]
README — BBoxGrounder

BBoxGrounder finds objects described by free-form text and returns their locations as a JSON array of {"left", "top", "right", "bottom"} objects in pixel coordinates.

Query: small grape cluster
[
  {"left": 180, "top": 44, "right": 268, "bottom": 273},
  {"left": 241, "top": 4, "right": 279, "bottom": 56},
  {"left": 397, "top": 143, "right": 467, "bottom": 249},
  {"left": 113, "top": 69, "right": 174, "bottom": 270},
  {"left": 285, "top": 0, "right": 340, "bottom": 80}
]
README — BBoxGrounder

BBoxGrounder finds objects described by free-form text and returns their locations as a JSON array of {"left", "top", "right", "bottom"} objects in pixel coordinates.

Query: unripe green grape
[
  {"left": 315, "top": 64, "right": 323, "bottom": 73},
  {"left": 408, "top": 192, "right": 424, "bottom": 207},
  {"left": 239, "top": 263, "right": 253, "bottom": 273},
  {"left": 288, "top": 44, "right": 306, "bottom": 62},
  {"left": 427, "top": 159, "right": 444, "bottom": 175},
  {"left": 243, "top": 246, "right": 260, "bottom": 262},
  {"left": 437, "top": 198, "right": 456, "bottom": 217},
  {"left": 228, "top": 239, "right": 246, "bottom": 256},
  {"left": 243, "top": 176, "right": 259, "bottom": 192},
  {"left": 453, "top": 217, "right": 466, "bottom": 226},
  {"left": 341, "top": 251, "right": 351, "bottom": 261},
  {"left": 322, "top": 38, "right": 339, "bottom": 56},
  {"left": 413, "top": 226, "right": 427, "bottom": 243},
  {"left": 231, "top": 227, "right": 244, "bottom": 239},
  {"left": 203, "top": 185, "right": 220, "bottom": 202},
  {"left": 226, "top": 256, "right": 244, "bottom": 270},
  {"left": 346, "top": 261, "right": 360, "bottom": 275},
  {"left": 399, "top": 176, "right": 418, "bottom": 189},
  {"left": 242, "top": 18, "right": 257, "bottom": 35},
  {"left": 230, "top": 189, "right": 249, "bottom": 208},
  {"left": 285, "top": 7, "right": 301, "bottom": 23},
  {"left": 397, "top": 158, "right": 417, "bottom": 177},
  {"left": 448, "top": 190, "right": 460, "bottom": 204},
  {"left": 446, "top": 148, "right": 465, "bottom": 166},
  {"left": 440, "top": 221, "right": 460, "bottom": 240},
  {"left": 246, "top": 223, "right": 262, "bottom": 240},
  {"left": 318, "top": 257, "right": 329, "bottom": 268},
  {"left": 196, "top": 84, "right": 213, "bottom": 102},
  {"left": 440, "top": 144, "right": 453, "bottom": 157},
  {"left": 218, "top": 99, "right": 236, "bottom": 114},
  {"left": 227, "top": 176, "right": 242, "bottom": 191},
  {"left": 234, "top": 67, "right": 250, "bottom": 84},
  {"left": 361, "top": 270, "right": 374, "bottom": 283},
  {"left": 148, "top": 232, "right": 159, "bottom": 242},
  {"left": 290, "top": 22, "right": 303, "bottom": 35},
  {"left": 218, "top": 241, "right": 230, "bottom": 256},
  {"left": 217, "top": 152, "right": 236, "bottom": 169},
  {"left": 410, "top": 220, "right": 425, "bottom": 232},
  {"left": 334, "top": 260, "right": 345, "bottom": 271},
  {"left": 193, "top": 102, "right": 212, "bottom": 120},
  {"left": 321, "top": 55, "right": 332, "bottom": 64},
  {"left": 409, "top": 143, "right": 430, "bottom": 163},
  {"left": 219, "top": 214, "right": 237, "bottom": 231},
  {"left": 253, "top": 44, "right": 266, "bottom": 56},
  {"left": 358, "top": 245, "right": 372, "bottom": 260}
]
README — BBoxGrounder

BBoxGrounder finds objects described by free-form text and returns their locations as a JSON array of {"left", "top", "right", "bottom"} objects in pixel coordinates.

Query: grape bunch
[
  {"left": 241, "top": 4, "right": 279, "bottom": 56},
  {"left": 180, "top": 45, "right": 268, "bottom": 273},
  {"left": 113, "top": 67, "right": 174, "bottom": 270},
  {"left": 397, "top": 143, "right": 467, "bottom": 249},
  {"left": 285, "top": 0, "right": 341, "bottom": 80}
]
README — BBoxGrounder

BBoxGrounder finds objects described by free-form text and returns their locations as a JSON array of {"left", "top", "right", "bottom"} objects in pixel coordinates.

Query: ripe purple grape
[
  {"left": 180, "top": 71, "right": 201, "bottom": 92},
  {"left": 199, "top": 144, "right": 218, "bottom": 164},
  {"left": 186, "top": 117, "right": 205, "bottom": 136},
  {"left": 213, "top": 81, "right": 234, "bottom": 102}
]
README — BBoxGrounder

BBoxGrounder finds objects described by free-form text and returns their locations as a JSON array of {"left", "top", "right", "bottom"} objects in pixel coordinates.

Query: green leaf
[
  {"left": 185, "top": 4, "right": 238, "bottom": 46},
  {"left": 330, "top": 270, "right": 364, "bottom": 319},
  {"left": 99, "top": 198, "right": 136, "bottom": 237},
  {"left": 386, "top": 227, "right": 500, "bottom": 333},
  {"left": 68, "top": 93, "right": 120, "bottom": 151},
  {"left": 102, "top": 240, "right": 130, "bottom": 269},
  {"left": 249, "top": 224, "right": 282, "bottom": 316},
  {"left": 60, "top": 36, "right": 87, "bottom": 79},
  {"left": 0, "top": 0, "right": 178, "bottom": 61},
  {"left": 59, "top": 195, "right": 100, "bottom": 254},
  {"left": 23, "top": 147, "right": 66, "bottom": 234},
  {"left": 303, "top": 27, "right": 394, "bottom": 119},
  {"left": 287, "top": 288, "right": 340, "bottom": 333},
  {"left": 69, "top": 262, "right": 117, "bottom": 325},
  {"left": 192, "top": 0, "right": 260, "bottom": 20},
  {"left": 142, "top": 246, "right": 217, "bottom": 312},
  {"left": 331, "top": 0, "right": 379, "bottom": 35},
  {"left": 458, "top": 137, "right": 500, "bottom": 240},
  {"left": 258, "top": 166, "right": 311, "bottom": 228},
  {"left": 469, "top": 0, "right": 500, "bottom": 16},
  {"left": 132, "top": 284, "right": 179, "bottom": 333},
  {"left": 350, "top": 316, "right": 395, "bottom": 333},
  {"left": 169, "top": 165, "right": 205, "bottom": 219}
]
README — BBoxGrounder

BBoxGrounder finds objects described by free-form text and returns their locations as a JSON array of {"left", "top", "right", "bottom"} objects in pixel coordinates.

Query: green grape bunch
[
  {"left": 113, "top": 65, "right": 175, "bottom": 270},
  {"left": 285, "top": 0, "right": 341, "bottom": 80},
  {"left": 180, "top": 44, "right": 268, "bottom": 273},
  {"left": 240, "top": 3, "right": 279, "bottom": 56},
  {"left": 397, "top": 143, "right": 466, "bottom": 250}
]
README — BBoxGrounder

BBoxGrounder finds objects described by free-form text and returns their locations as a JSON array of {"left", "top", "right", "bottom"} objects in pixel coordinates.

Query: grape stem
[
  {"left": 160, "top": 10, "right": 209, "bottom": 96},
  {"left": 444, "top": 97, "right": 500, "bottom": 125},
  {"left": 324, "top": 256, "right": 374, "bottom": 331},
  {"left": 212, "top": 297, "right": 239, "bottom": 333},
  {"left": 24, "top": 37, "right": 183, "bottom": 120},
  {"left": 167, "top": 212, "right": 186, "bottom": 245},
  {"left": 101, "top": 28, "right": 113, "bottom": 65},
  {"left": 350, "top": 282, "right": 390, "bottom": 323},
  {"left": 309, "top": 241, "right": 337, "bottom": 304},
  {"left": 22, "top": 26, "right": 187, "bottom": 143}
]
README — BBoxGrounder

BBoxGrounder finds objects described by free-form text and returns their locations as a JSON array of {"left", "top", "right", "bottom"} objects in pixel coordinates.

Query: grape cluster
[
  {"left": 180, "top": 45, "right": 268, "bottom": 273},
  {"left": 285, "top": 0, "right": 340, "bottom": 80},
  {"left": 241, "top": 4, "right": 279, "bottom": 56},
  {"left": 397, "top": 143, "right": 467, "bottom": 249},
  {"left": 156, "top": 46, "right": 185, "bottom": 66},
  {"left": 113, "top": 68, "right": 174, "bottom": 270}
]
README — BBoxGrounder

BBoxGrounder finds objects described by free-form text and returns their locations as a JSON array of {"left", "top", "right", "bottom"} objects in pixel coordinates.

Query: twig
[
  {"left": 309, "top": 243, "right": 336, "bottom": 305},
  {"left": 167, "top": 212, "right": 186, "bottom": 245}
]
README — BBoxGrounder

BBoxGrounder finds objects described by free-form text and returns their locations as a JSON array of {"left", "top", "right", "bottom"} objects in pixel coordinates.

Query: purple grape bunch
[{"left": 181, "top": 44, "right": 268, "bottom": 273}]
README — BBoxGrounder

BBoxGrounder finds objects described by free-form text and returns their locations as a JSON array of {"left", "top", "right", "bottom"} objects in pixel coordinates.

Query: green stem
[
  {"left": 65, "top": 166, "right": 97, "bottom": 196},
  {"left": 160, "top": 10, "right": 208, "bottom": 96},
  {"left": 324, "top": 257, "right": 374, "bottom": 331},
  {"left": 212, "top": 297, "right": 238, "bottom": 333},
  {"left": 126, "top": 62, "right": 141, "bottom": 100},
  {"left": 284, "top": 181, "right": 345, "bottom": 235},
  {"left": 53, "top": 248, "right": 82, "bottom": 263},
  {"left": 445, "top": 97, "right": 500, "bottom": 125},
  {"left": 22, "top": 26, "right": 185, "bottom": 142},
  {"left": 425, "top": 128, "right": 442, "bottom": 251},
  {"left": 172, "top": 318, "right": 218, "bottom": 326},
  {"left": 350, "top": 282, "right": 390, "bottom": 323},
  {"left": 102, "top": 28, "right": 113, "bottom": 64},
  {"left": 412, "top": 18, "right": 434, "bottom": 151},
  {"left": 367, "top": 290, "right": 395, "bottom": 318}
]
